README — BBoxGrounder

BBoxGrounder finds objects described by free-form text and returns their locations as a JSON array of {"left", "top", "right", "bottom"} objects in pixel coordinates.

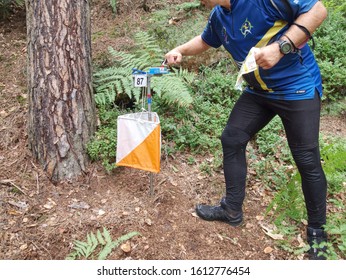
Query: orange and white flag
[{"left": 116, "top": 112, "right": 161, "bottom": 173}]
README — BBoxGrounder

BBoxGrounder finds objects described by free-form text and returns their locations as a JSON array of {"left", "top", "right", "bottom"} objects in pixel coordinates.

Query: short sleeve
[
  {"left": 267, "top": 0, "right": 319, "bottom": 22},
  {"left": 201, "top": 8, "right": 222, "bottom": 48}
]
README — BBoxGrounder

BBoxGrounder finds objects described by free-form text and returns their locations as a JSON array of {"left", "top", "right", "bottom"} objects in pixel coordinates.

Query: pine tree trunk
[{"left": 26, "top": 0, "right": 96, "bottom": 182}]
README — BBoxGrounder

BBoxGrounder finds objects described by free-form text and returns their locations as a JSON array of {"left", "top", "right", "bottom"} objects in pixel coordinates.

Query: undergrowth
[
  {"left": 265, "top": 137, "right": 346, "bottom": 259},
  {"left": 66, "top": 228, "right": 140, "bottom": 260},
  {"left": 93, "top": 31, "right": 193, "bottom": 108}
]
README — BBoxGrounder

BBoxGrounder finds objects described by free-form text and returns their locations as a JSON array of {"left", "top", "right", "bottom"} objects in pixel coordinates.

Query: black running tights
[{"left": 221, "top": 92, "right": 327, "bottom": 229}]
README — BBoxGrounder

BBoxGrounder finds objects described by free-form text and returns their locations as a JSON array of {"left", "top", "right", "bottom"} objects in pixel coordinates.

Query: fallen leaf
[
  {"left": 297, "top": 234, "right": 306, "bottom": 248},
  {"left": 170, "top": 180, "right": 178, "bottom": 187},
  {"left": 43, "top": 202, "right": 55, "bottom": 209},
  {"left": 8, "top": 209, "right": 22, "bottom": 216},
  {"left": 191, "top": 212, "right": 199, "bottom": 218},
  {"left": 20, "top": 244, "right": 28, "bottom": 250},
  {"left": 256, "top": 215, "right": 264, "bottom": 221},
  {"left": 101, "top": 199, "right": 107, "bottom": 204},
  {"left": 217, "top": 234, "right": 224, "bottom": 241},
  {"left": 245, "top": 223, "right": 253, "bottom": 229},
  {"left": 47, "top": 198, "right": 56, "bottom": 205},
  {"left": 264, "top": 231, "right": 284, "bottom": 240},
  {"left": 120, "top": 242, "right": 131, "bottom": 253},
  {"left": 260, "top": 224, "right": 284, "bottom": 240},
  {"left": 264, "top": 246, "right": 273, "bottom": 254}
]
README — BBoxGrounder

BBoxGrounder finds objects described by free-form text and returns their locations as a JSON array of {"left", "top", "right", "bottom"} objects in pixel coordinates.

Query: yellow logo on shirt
[{"left": 240, "top": 19, "right": 253, "bottom": 37}]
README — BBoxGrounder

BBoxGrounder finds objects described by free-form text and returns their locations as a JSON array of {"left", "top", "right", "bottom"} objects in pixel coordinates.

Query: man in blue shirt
[{"left": 165, "top": 0, "right": 328, "bottom": 260}]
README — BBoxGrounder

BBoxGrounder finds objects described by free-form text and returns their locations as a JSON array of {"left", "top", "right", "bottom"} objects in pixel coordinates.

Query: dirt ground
[{"left": 0, "top": 1, "right": 345, "bottom": 260}]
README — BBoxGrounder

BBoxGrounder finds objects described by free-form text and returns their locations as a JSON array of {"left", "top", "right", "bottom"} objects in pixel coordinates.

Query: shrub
[
  {"left": 87, "top": 106, "right": 122, "bottom": 172},
  {"left": 314, "top": 6, "right": 346, "bottom": 101},
  {"left": 0, "top": 0, "right": 24, "bottom": 19},
  {"left": 153, "top": 59, "right": 240, "bottom": 156}
]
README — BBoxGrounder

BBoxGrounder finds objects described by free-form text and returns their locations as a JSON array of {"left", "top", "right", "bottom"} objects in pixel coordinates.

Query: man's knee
[
  {"left": 291, "top": 147, "right": 324, "bottom": 182},
  {"left": 221, "top": 125, "right": 249, "bottom": 151}
]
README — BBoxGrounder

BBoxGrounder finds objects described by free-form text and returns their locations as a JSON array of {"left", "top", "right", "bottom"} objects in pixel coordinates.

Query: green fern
[
  {"left": 152, "top": 74, "right": 193, "bottom": 107},
  {"left": 94, "top": 67, "right": 141, "bottom": 105},
  {"left": 110, "top": 0, "right": 117, "bottom": 14},
  {"left": 66, "top": 227, "right": 140, "bottom": 260},
  {"left": 98, "top": 231, "right": 139, "bottom": 260},
  {"left": 93, "top": 31, "right": 193, "bottom": 107}
]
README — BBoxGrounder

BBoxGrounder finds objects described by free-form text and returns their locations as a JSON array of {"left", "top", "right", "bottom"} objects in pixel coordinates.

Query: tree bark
[{"left": 26, "top": 0, "right": 96, "bottom": 183}]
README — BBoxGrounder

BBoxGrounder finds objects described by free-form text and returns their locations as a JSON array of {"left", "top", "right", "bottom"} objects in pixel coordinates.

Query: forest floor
[{"left": 0, "top": 0, "right": 345, "bottom": 260}]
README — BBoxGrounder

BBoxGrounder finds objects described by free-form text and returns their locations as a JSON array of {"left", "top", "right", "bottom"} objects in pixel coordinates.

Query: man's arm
[
  {"left": 255, "top": 1, "right": 327, "bottom": 70},
  {"left": 165, "top": 35, "right": 211, "bottom": 65},
  {"left": 283, "top": 1, "right": 328, "bottom": 49}
]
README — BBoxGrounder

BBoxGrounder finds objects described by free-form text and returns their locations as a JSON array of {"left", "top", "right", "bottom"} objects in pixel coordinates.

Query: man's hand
[
  {"left": 255, "top": 43, "right": 283, "bottom": 70},
  {"left": 164, "top": 35, "right": 211, "bottom": 66},
  {"left": 164, "top": 49, "right": 183, "bottom": 66}
]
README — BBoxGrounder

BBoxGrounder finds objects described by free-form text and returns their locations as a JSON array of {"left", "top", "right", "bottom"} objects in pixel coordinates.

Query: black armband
[{"left": 292, "top": 23, "right": 315, "bottom": 50}]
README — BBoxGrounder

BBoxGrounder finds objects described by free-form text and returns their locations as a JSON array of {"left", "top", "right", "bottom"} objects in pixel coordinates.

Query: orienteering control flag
[{"left": 116, "top": 112, "right": 161, "bottom": 173}]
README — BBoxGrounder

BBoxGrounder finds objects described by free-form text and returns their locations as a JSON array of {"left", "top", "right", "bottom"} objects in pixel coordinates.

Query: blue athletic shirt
[{"left": 201, "top": 0, "right": 322, "bottom": 100}]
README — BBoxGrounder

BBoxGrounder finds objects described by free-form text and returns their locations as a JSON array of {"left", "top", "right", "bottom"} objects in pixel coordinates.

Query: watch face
[
  {"left": 281, "top": 41, "right": 292, "bottom": 54},
  {"left": 281, "top": 42, "right": 291, "bottom": 54}
]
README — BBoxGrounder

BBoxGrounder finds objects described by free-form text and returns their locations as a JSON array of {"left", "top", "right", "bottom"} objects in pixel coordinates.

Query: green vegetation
[
  {"left": 152, "top": 60, "right": 239, "bottom": 156},
  {"left": 265, "top": 137, "right": 346, "bottom": 259},
  {"left": 148, "top": 2, "right": 207, "bottom": 52},
  {"left": 0, "top": 0, "right": 24, "bottom": 19},
  {"left": 66, "top": 227, "right": 140, "bottom": 260},
  {"left": 314, "top": 4, "right": 346, "bottom": 101},
  {"left": 87, "top": 107, "right": 120, "bottom": 172},
  {"left": 93, "top": 32, "right": 193, "bottom": 107},
  {"left": 110, "top": 0, "right": 117, "bottom": 14}
]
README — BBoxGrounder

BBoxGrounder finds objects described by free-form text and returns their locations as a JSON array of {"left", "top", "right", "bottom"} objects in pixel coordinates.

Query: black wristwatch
[{"left": 276, "top": 39, "right": 293, "bottom": 55}]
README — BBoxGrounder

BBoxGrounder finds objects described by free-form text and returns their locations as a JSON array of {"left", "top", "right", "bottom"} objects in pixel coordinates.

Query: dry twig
[{"left": 0, "top": 179, "right": 28, "bottom": 195}]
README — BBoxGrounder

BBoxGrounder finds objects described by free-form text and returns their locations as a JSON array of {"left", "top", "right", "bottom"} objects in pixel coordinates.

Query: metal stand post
[
  {"left": 132, "top": 66, "right": 169, "bottom": 196},
  {"left": 147, "top": 74, "right": 154, "bottom": 196}
]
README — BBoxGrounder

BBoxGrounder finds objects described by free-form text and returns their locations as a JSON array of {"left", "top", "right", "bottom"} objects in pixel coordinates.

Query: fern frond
[
  {"left": 95, "top": 90, "right": 107, "bottom": 106},
  {"left": 94, "top": 66, "right": 137, "bottom": 104},
  {"left": 112, "top": 231, "right": 140, "bottom": 248},
  {"left": 110, "top": 0, "right": 117, "bottom": 14},
  {"left": 172, "top": 67, "right": 196, "bottom": 85},
  {"left": 152, "top": 74, "right": 193, "bottom": 107},
  {"left": 84, "top": 233, "right": 98, "bottom": 259},
  {"left": 73, "top": 240, "right": 89, "bottom": 258},
  {"left": 97, "top": 229, "right": 106, "bottom": 245},
  {"left": 103, "top": 227, "right": 113, "bottom": 244},
  {"left": 66, "top": 228, "right": 140, "bottom": 260},
  {"left": 97, "top": 231, "right": 140, "bottom": 260},
  {"left": 94, "top": 32, "right": 194, "bottom": 107}
]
